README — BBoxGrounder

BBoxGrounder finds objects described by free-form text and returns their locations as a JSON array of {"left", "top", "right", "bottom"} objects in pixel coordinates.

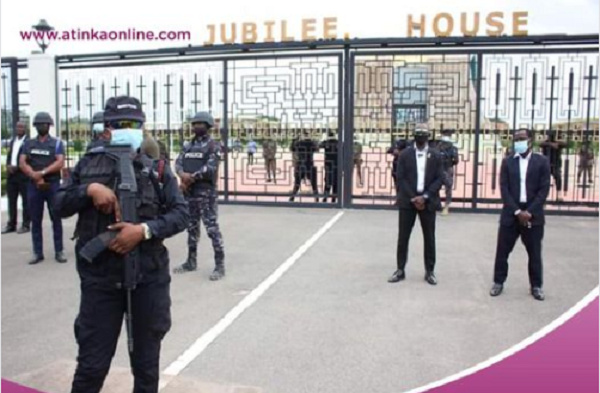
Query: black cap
[
  {"left": 104, "top": 96, "right": 145, "bottom": 123},
  {"left": 441, "top": 129, "right": 455, "bottom": 135}
]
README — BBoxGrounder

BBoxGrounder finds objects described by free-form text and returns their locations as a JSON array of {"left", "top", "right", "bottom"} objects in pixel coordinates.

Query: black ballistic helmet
[{"left": 32, "top": 112, "right": 54, "bottom": 126}]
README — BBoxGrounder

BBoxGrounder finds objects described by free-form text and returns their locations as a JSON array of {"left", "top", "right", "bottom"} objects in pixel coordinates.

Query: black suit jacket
[
  {"left": 500, "top": 152, "right": 551, "bottom": 226},
  {"left": 396, "top": 147, "right": 444, "bottom": 211},
  {"left": 5, "top": 135, "right": 29, "bottom": 179}
]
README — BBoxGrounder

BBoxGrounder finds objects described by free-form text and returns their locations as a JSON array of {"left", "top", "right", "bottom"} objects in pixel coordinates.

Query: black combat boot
[
  {"left": 210, "top": 252, "right": 225, "bottom": 281},
  {"left": 173, "top": 249, "right": 197, "bottom": 274}
]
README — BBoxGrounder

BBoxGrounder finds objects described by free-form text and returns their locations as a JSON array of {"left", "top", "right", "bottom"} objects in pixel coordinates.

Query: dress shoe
[
  {"left": 55, "top": 252, "right": 68, "bottom": 263},
  {"left": 531, "top": 287, "right": 545, "bottom": 301},
  {"left": 490, "top": 283, "right": 504, "bottom": 297},
  {"left": 387, "top": 270, "right": 405, "bottom": 283},
  {"left": 17, "top": 226, "right": 30, "bottom": 234},
  {"left": 1, "top": 226, "right": 16, "bottom": 234},
  {"left": 424, "top": 271, "right": 437, "bottom": 285},
  {"left": 28, "top": 255, "right": 44, "bottom": 265}
]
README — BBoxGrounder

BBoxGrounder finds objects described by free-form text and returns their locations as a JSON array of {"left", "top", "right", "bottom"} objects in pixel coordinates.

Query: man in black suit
[
  {"left": 2, "top": 121, "right": 30, "bottom": 234},
  {"left": 490, "top": 128, "right": 550, "bottom": 301},
  {"left": 388, "top": 124, "right": 444, "bottom": 285}
]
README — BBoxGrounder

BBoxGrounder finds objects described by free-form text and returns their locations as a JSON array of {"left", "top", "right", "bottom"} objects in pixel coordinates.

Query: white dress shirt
[
  {"left": 515, "top": 151, "right": 532, "bottom": 203},
  {"left": 416, "top": 145, "right": 429, "bottom": 193},
  {"left": 10, "top": 136, "right": 25, "bottom": 166}
]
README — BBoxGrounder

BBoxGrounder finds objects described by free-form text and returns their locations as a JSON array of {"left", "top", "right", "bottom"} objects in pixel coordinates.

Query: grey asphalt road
[{"left": 1, "top": 206, "right": 598, "bottom": 393}]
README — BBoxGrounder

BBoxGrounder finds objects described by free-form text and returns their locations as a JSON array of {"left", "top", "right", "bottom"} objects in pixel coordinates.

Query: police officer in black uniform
[
  {"left": 86, "top": 111, "right": 109, "bottom": 151},
  {"left": 289, "top": 131, "right": 319, "bottom": 202},
  {"left": 173, "top": 111, "right": 225, "bottom": 280},
  {"left": 319, "top": 130, "right": 339, "bottom": 203},
  {"left": 436, "top": 129, "right": 459, "bottom": 215},
  {"left": 54, "top": 96, "right": 189, "bottom": 393},
  {"left": 19, "top": 112, "right": 67, "bottom": 264}
]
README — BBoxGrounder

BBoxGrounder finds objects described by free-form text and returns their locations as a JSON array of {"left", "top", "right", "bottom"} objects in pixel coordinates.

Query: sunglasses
[{"left": 108, "top": 120, "right": 143, "bottom": 129}]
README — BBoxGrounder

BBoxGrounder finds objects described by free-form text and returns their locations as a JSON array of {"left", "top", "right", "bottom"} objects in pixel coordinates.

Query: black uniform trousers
[
  {"left": 493, "top": 219, "right": 544, "bottom": 288},
  {"left": 28, "top": 180, "right": 63, "bottom": 256},
  {"left": 323, "top": 162, "right": 338, "bottom": 199},
  {"left": 396, "top": 206, "right": 436, "bottom": 273},
  {"left": 6, "top": 172, "right": 30, "bottom": 229},
  {"left": 291, "top": 165, "right": 318, "bottom": 195},
  {"left": 71, "top": 277, "right": 171, "bottom": 393}
]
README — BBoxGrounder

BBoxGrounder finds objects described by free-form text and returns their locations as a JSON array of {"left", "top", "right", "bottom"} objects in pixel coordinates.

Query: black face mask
[
  {"left": 36, "top": 126, "right": 49, "bottom": 136},
  {"left": 415, "top": 135, "right": 429, "bottom": 145},
  {"left": 193, "top": 125, "right": 208, "bottom": 138}
]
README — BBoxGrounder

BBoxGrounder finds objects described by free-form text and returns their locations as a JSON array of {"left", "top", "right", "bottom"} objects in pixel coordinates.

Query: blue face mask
[
  {"left": 514, "top": 140, "right": 529, "bottom": 155},
  {"left": 92, "top": 124, "right": 104, "bottom": 133},
  {"left": 110, "top": 128, "right": 144, "bottom": 151}
]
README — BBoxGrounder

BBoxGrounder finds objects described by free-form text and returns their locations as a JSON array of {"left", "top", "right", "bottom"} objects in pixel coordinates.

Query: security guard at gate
[
  {"left": 436, "top": 129, "right": 459, "bottom": 215},
  {"left": 19, "top": 112, "right": 67, "bottom": 264},
  {"left": 174, "top": 111, "right": 226, "bottom": 280},
  {"left": 54, "top": 96, "right": 189, "bottom": 393},
  {"left": 87, "top": 111, "right": 110, "bottom": 151}
]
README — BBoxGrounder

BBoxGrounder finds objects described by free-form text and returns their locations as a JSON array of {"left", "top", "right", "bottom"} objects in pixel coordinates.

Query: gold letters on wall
[
  {"left": 203, "top": 13, "right": 529, "bottom": 45},
  {"left": 408, "top": 12, "right": 529, "bottom": 38}
]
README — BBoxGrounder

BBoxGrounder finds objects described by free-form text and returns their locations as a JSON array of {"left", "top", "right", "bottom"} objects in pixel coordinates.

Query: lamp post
[{"left": 31, "top": 19, "right": 54, "bottom": 53}]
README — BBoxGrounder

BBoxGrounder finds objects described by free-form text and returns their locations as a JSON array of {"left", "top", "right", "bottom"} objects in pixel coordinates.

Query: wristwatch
[
  {"left": 141, "top": 223, "right": 153, "bottom": 240},
  {"left": 41, "top": 169, "right": 47, "bottom": 176}
]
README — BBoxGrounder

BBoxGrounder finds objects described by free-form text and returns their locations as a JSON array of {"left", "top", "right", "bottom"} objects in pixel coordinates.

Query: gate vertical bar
[
  {"left": 336, "top": 53, "right": 344, "bottom": 208},
  {"left": 222, "top": 60, "right": 229, "bottom": 201},
  {"left": 472, "top": 53, "right": 483, "bottom": 209},
  {"left": 165, "top": 74, "right": 172, "bottom": 159},
  {"left": 342, "top": 46, "right": 353, "bottom": 208},
  {"left": 564, "top": 68, "right": 575, "bottom": 194},
  {"left": 10, "top": 59, "right": 20, "bottom": 136},
  {"left": 582, "top": 64, "right": 596, "bottom": 198},
  {"left": 179, "top": 77, "right": 184, "bottom": 149}
]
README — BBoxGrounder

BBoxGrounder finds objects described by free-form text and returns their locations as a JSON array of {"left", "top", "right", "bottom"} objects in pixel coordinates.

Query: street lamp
[{"left": 31, "top": 19, "right": 54, "bottom": 53}]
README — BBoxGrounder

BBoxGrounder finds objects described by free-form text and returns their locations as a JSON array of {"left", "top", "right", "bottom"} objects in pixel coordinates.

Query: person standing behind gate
[
  {"left": 319, "top": 130, "right": 339, "bottom": 203},
  {"left": 490, "top": 128, "right": 550, "bottom": 301},
  {"left": 173, "top": 111, "right": 226, "bottom": 280},
  {"left": 19, "top": 112, "right": 67, "bottom": 265},
  {"left": 577, "top": 144, "right": 594, "bottom": 185},
  {"left": 388, "top": 137, "right": 409, "bottom": 202},
  {"left": 436, "top": 129, "right": 459, "bottom": 216},
  {"left": 86, "top": 111, "right": 110, "bottom": 151},
  {"left": 289, "top": 131, "right": 319, "bottom": 202},
  {"left": 540, "top": 132, "right": 566, "bottom": 202},
  {"left": 247, "top": 137, "right": 257, "bottom": 166},
  {"left": 353, "top": 140, "right": 364, "bottom": 186},
  {"left": 3, "top": 121, "right": 30, "bottom": 235},
  {"left": 263, "top": 133, "right": 277, "bottom": 182},
  {"left": 388, "top": 124, "right": 444, "bottom": 286}
]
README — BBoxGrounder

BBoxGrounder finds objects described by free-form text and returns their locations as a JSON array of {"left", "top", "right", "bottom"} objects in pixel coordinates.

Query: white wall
[{"left": 27, "top": 53, "right": 57, "bottom": 138}]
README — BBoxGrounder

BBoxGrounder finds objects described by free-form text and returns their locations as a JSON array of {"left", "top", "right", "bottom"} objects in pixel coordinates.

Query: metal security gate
[
  {"left": 53, "top": 35, "right": 598, "bottom": 215},
  {"left": 348, "top": 48, "right": 599, "bottom": 214},
  {"left": 1, "top": 58, "right": 30, "bottom": 139}
]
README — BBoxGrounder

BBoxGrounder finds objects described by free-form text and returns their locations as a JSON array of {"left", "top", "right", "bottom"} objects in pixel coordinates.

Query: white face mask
[
  {"left": 441, "top": 136, "right": 451, "bottom": 142},
  {"left": 92, "top": 124, "right": 104, "bottom": 133},
  {"left": 110, "top": 128, "right": 144, "bottom": 151},
  {"left": 514, "top": 140, "right": 529, "bottom": 154}
]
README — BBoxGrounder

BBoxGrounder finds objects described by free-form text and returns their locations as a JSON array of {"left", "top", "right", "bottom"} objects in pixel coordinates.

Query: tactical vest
[
  {"left": 438, "top": 142, "right": 457, "bottom": 170},
  {"left": 26, "top": 137, "right": 60, "bottom": 182},
  {"left": 182, "top": 138, "right": 217, "bottom": 190},
  {"left": 75, "top": 148, "right": 166, "bottom": 281}
]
